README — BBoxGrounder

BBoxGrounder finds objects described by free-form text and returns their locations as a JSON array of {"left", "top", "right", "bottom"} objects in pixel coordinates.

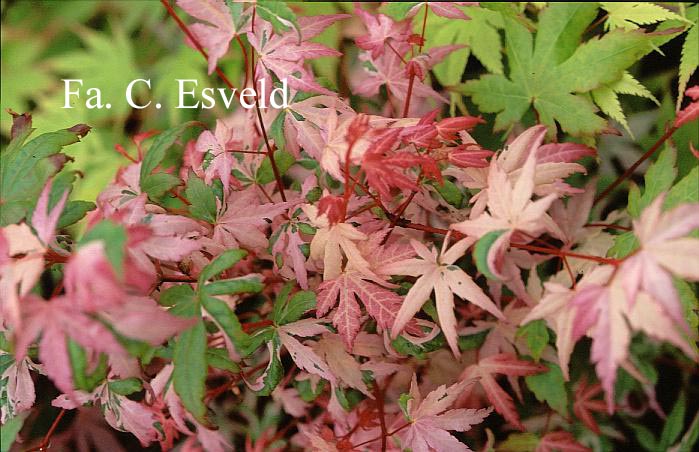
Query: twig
[
  {"left": 160, "top": 0, "right": 238, "bottom": 92},
  {"left": 593, "top": 125, "right": 678, "bottom": 205},
  {"left": 251, "top": 8, "right": 287, "bottom": 202},
  {"left": 26, "top": 409, "right": 66, "bottom": 452}
]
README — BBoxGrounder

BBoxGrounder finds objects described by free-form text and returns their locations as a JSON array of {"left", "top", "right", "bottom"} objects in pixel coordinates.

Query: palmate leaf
[
  {"left": 49, "top": 25, "right": 140, "bottom": 119},
  {"left": 420, "top": 6, "right": 504, "bottom": 87},
  {"left": 601, "top": 2, "right": 687, "bottom": 31},
  {"left": 462, "top": 3, "right": 654, "bottom": 136},
  {"left": 654, "top": 4, "right": 699, "bottom": 108},
  {"left": 0, "top": 123, "right": 90, "bottom": 226},
  {"left": 591, "top": 71, "right": 659, "bottom": 135}
]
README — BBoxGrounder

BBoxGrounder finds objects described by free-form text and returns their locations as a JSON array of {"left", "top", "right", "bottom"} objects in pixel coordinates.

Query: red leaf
[{"left": 537, "top": 431, "right": 591, "bottom": 452}]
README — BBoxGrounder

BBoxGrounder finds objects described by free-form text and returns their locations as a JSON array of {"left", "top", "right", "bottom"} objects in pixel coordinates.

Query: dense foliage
[{"left": 1, "top": 1, "right": 698, "bottom": 451}]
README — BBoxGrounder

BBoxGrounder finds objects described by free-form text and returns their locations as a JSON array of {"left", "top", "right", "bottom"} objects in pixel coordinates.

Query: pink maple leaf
[
  {"left": 353, "top": 41, "right": 449, "bottom": 111},
  {"left": 213, "top": 188, "right": 289, "bottom": 252},
  {"left": 248, "top": 15, "right": 348, "bottom": 95},
  {"left": 621, "top": 193, "right": 699, "bottom": 327},
  {"left": 394, "top": 374, "right": 492, "bottom": 452},
  {"left": 355, "top": 6, "right": 411, "bottom": 58},
  {"left": 675, "top": 85, "right": 699, "bottom": 128},
  {"left": 278, "top": 318, "right": 335, "bottom": 383},
  {"left": 32, "top": 180, "right": 69, "bottom": 246},
  {"left": 195, "top": 119, "right": 239, "bottom": 189},
  {"left": 317, "top": 271, "right": 404, "bottom": 350},
  {"left": 15, "top": 295, "right": 126, "bottom": 395},
  {"left": 380, "top": 236, "right": 504, "bottom": 357},
  {"left": 454, "top": 126, "right": 594, "bottom": 217},
  {"left": 452, "top": 149, "right": 563, "bottom": 279},
  {"left": 0, "top": 354, "right": 37, "bottom": 423},
  {"left": 403, "top": 2, "right": 479, "bottom": 21},
  {"left": 176, "top": 0, "right": 248, "bottom": 74}
]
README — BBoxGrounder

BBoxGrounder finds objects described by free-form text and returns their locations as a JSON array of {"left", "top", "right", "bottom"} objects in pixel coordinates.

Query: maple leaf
[
  {"left": 536, "top": 431, "right": 591, "bottom": 452},
  {"left": 213, "top": 188, "right": 289, "bottom": 252},
  {"left": 194, "top": 119, "right": 238, "bottom": 189},
  {"left": 277, "top": 318, "right": 336, "bottom": 383},
  {"left": 0, "top": 353, "right": 38, "bottom": 423},
  {"left": 381, "top": 236, "right": 504, "bottom": 357},
  {"left": 314, "top": 334, "right": 372, "bottom": 397},
  {"left": 452, "top": 149, "right": 562, "bottom": 279},
  {"left": 249, "top": 15, "right": 347, "bottom": 95},
  {"left": 601, "top": 2, "right": 687, "bottom": 31},
  {"left": 100, "top": 296, "right": 196, "bottom": 346},
  {"left": 417, "top": 6, "right": 504, "bottom": 87},
  {"left": 304, "top": 204, "right": 379, "bottom": 281},
  {"left": 673, "top": 5, "right": 698, "bottom": 107},
  {"left": 14, "top": 295, "right": 126, "bottom": 395},
  {"left": 353, "top": 41, "right": 449, "bottom": 112},
  {"left": 317, "top": 271, "right": 403, "bottom": 350},
  {"left": 176, "top": 0, "right": 247, "bottom": 74},
  {"left": 675, "top": 85, "right": 699, "bottom": 129},
  {"left": 521, "top": 265, "right": 616, "bottom": 380},
  {"left": 460, "top": 353, "right": 546, "bottom": 430},
  {"left": 355, "top": 6, "right": 411, "bottom": 58},
  {"left": 31, "top": 180, "right": 69, "bottom": 246},
  {"left": 621, "top": 193, "right": 699, "bottom": 327},
  {"left": 278, "top": 94, "right": 354, "bottom": 160},
  {"left": 572, "top": 378, "right": 607, "bottom": 434},
  {"left": 395, "top": 374, "right": 492, "bottom": 452},
  {"left": 55, "top": 381, "right": 161, "bottom": 447},
  {"left": 568, "top": 258, "right": 697, "bottom": 413},
  {"left": 463, "top": 3, "right": 653, "bottom": 135},
  {"left": 591, "top": 71, "right": 659, "bottom": 136},
  {"left": 361, "top": 129, "right": 440, "bottom": 199},
  {"left": 455, "top": 126, "right": 594, "bottom": 219}
]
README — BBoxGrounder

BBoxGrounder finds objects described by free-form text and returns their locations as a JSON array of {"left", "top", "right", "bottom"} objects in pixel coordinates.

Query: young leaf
[
  {"left": 140, "top": 121, "right": 200, "bottom": 183},
  {"left": 256, "top": 0, "right": 301, "bottom": 39},
  {"left": 173, "top": 319, "right": 209, "bottom": 425},
  {"left": 525, "top": 363, "right": 568, "bottom": 416},
  {"left": 627, "top": 146, "right": 677, "bottom": 217},
  {"left": 198, "top": 249, "right": 248, "bottom": 283},
  {"left": 256, "top": 150, "right": 295, "bottom": 185},
  {"left": 517, "top": 319, "right": 549, "bottom": 362},
  {"left": 0, "top": 124, "right": 90, "bottom": 226},
  {"left": 185, "top": 174, "right": 217, "bottom": 223}
]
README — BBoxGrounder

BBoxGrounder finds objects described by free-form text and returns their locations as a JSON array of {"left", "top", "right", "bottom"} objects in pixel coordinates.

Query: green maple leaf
[
  {"left": 654, "top": 4, "right": 698, "bottom": 108},
  {"left": 0, "top": 40, "right": 53, "bottom": 135},
  {"left": 462, "top": 3, "right": 654, "bottom": 136},
  {"left": 601, "top": 2, "right": 689, "bottom": 31},
  {"left": 49, "top": 25, "right": 140, "bottom": 119},
  {"left": 420, "top": 6, "right": 505, "bottom": 87},
  {"left": 591, "top": 71, "right": 659, "bottom": 136}
]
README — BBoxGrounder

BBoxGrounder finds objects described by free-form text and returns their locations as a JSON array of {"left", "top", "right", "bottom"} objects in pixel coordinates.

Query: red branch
[
  {"left": 27, "top": 409, "right": 67, "bottom": 452},
  {"left": 398, "top": 220, "right": 621, "bottom": 265},
  {"left": 593, "top": 125, "right": 678, "bottom": 205},
  {"left": 160, "top": 0, "right": 237, "bottom": 92}
]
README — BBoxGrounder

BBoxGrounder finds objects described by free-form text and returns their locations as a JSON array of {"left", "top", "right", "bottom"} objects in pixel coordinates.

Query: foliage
[{"left": 1, "top": 1, "right": 698, "bottom": 451}]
